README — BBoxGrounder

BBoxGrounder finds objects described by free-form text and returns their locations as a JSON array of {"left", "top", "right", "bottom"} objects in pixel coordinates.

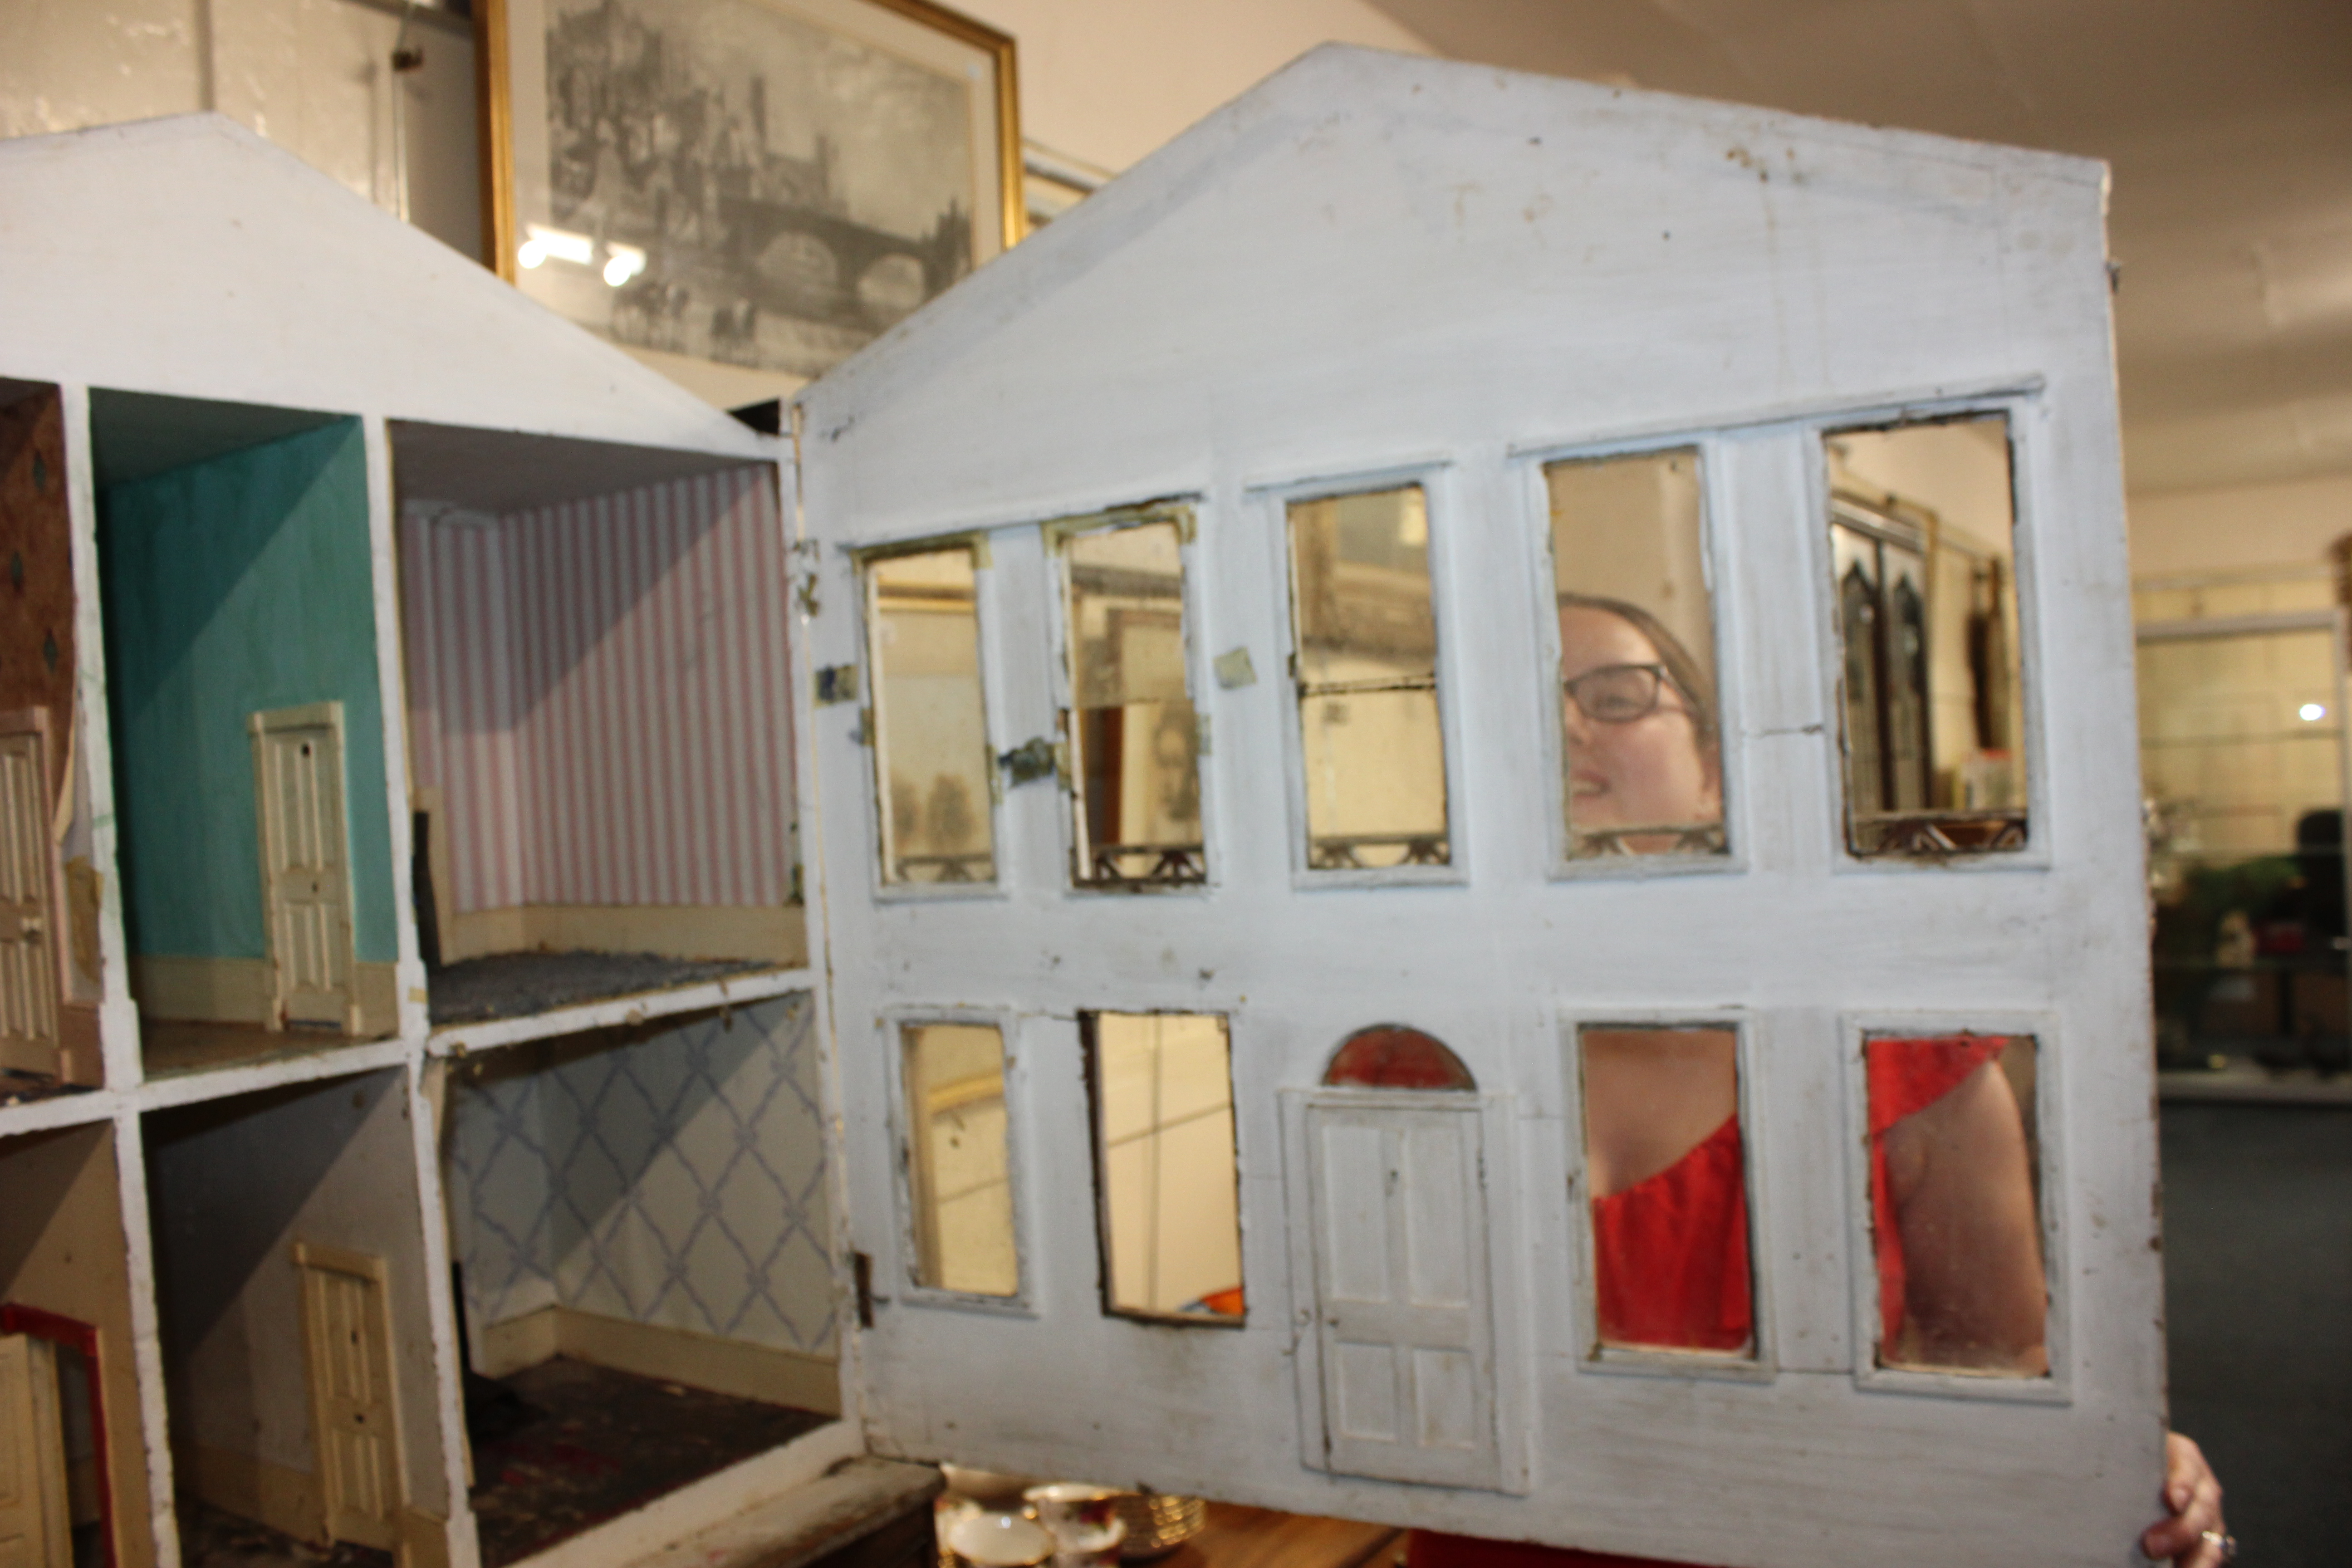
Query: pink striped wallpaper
[{"left": 400, "top": 467, "right": 794, "bottom": 915}]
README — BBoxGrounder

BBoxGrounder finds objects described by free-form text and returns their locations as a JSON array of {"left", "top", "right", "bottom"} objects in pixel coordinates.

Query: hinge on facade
[{"left": 853, "top": 1251, "right": 878, "bottom": 1329}]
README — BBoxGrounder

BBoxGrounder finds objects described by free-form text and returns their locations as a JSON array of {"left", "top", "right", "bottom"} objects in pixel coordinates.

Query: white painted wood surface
[{"left": 798, "top": 44, "right": 2159, "bottom": 1568}]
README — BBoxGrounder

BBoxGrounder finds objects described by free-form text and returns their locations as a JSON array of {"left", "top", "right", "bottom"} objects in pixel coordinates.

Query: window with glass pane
[
  {"left": 1827, "top": 416, "right": 2027, "bottom": 856},
  {"left": 1863, "top": 1033, "right": 2045, "bottom": 1375},
  {"left": 902, "top": 1021, "right": 1019, "bottom": 1297},
  {"left": 2139, "top": 626, "right": 2347, "bottom": 1073},
  {"left": 1546, "top": 449, "right": 1725, "bottom": 860},
  {"left": 1058, "top": 514, "right": 1203, "bottom": 888},
  {"left": 1086, "top": 1012, "right": 1242, "bottom": 1322},
  {"left": 865, "top": 546, "right": 995, "bottom": 885},
  {"left": 1285, "top": 485, "right": 1450, "bottom": 870},
  {"left": 1576, "top": 1025, "right": 1752, "bottom": 1357}
]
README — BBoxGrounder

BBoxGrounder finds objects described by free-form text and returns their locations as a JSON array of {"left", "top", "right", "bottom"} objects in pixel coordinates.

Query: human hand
[{"left": 2140, "top": 1432, "right": 2230, "bottom": 1565}]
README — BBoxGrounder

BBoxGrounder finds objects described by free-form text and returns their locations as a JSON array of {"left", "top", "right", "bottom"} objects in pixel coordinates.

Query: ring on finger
[{"left": 2200, "top": 1529, "right": 2238, "bottom": 1563}]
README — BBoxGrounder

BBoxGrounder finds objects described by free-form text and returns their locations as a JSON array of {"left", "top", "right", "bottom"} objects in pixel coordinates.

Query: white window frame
[
  {"left": 1258, "top": 461, "right": 1471, "bottom": 890},
  {"left": 1805, "top": 393, "right": 2056, "bottom": 875},
  {"left": 1516, "top": 433, "right": 1750, "bottom": 883},
  {"left": 854, "top": 534, "right": 1007, "bottom": 904},
  {"left": 1041, "top": 501, "right": 1217, "bottom": 899},
  {"left": 1557, "top": 1006, "right": 1777, "bottom": 1384},
  {"left": 1839, "top": 1008, "right": 2071, "bottom": 1404},
  {"left": 880, "top": 1004, "right": 1039, "bottom": 1317}
]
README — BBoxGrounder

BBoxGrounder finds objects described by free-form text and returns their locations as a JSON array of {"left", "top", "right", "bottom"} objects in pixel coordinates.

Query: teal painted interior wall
[{"left": 100, "top": 420, "right": 395, "bottom": 963}]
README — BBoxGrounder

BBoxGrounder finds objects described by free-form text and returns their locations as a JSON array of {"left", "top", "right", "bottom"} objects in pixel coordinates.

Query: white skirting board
[
  {"left": 128, "top": 956, "right": 397, "bottom": 1037},
  {"left": 475, "top": 1307, "right": 841, "bottom": 1417}
]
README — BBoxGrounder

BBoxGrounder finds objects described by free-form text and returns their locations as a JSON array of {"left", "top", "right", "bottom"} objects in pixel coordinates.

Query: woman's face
[{"left": 1559, "top": 604, "right": 1721, "bottom": 834}]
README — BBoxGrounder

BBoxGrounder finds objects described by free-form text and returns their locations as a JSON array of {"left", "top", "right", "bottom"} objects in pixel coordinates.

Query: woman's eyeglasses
[{"left": 1563, "top": 662, "right": 1683, "bottom": 724}]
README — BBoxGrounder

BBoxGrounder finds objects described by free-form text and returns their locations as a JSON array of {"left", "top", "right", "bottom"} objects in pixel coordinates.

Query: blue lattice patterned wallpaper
[{"left": 446, "top": 992, "right": 836, "bottom": 1358}]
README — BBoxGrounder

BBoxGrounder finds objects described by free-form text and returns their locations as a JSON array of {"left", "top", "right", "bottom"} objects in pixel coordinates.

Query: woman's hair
[{"left": 1558, "top": 592, "right": 1718, "bottom": 745}]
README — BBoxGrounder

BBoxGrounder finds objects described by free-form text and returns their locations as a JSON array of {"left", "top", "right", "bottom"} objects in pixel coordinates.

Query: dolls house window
[
  {"left": 1861, "top": 1033, "right": 2048, "bottom": 1379},
  {"left": 1574, "top": 1024, "right": 1754, "bottom": 1362},
  {"left": 1322, "top": 1026, "right": 1475, "bottom": 1090},
  {"left": 1827, "top": 415, "right": 2028, "bottom": 858},
  {"left": 864, "top": 546, "right": 997, "bottom": 888},
  {"left": 1083, "top": 1012, "right": 1241, "bottom": 1323},
  {"left": 1546, "top": 448, "right": 1727, "bottom": 862},
  {"left": 1284, "top": 486, "right": 1451, "bottom": 873},
  {"left": 900, "top": 1021, "right": 1019, "bottom": 1298},
  {"left": 1055, "top": 512, "right": 1204, "bottom": 890}
]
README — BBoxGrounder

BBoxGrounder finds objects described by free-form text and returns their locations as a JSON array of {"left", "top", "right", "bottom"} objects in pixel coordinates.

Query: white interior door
[
  {"left": 294, "top": 1244, "right": 404, "bottom": 1550},
  {"left": 0, "top": 718, "right": 60, "bottom": 1077},
  {"left": 251, "top": 705, "right": 356, "bottom": 1030},
  {"left": 0, "top": 1333, "right": 71, "bottom": 1568},
  {"left": 1296, "top": 1094, "right": 1500, "bottom": 1490}
]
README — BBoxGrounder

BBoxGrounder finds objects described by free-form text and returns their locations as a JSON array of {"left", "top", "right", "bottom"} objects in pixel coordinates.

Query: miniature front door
[
  {"left": 0, "top": 1333, "right": 71, "bottom": 1568},
  {"left": 251, "top": 706, "right": 357, "bottom": 1031},
  {"left": 799, "top": 49, "right": 2160, "bottom": 1568},
  {"left": 0, "top": 716, "right": 60, "bottom": 1076},
  {"left": 1295, "top": 1093, "right": 1500, "bottom": 1489},
  {"left": 294, "top": 1244, "right": 403, "bottom": 1549}
]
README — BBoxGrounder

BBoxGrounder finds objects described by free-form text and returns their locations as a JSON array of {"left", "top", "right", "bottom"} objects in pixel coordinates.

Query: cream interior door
[
  {"left": 252, "top": 706, "right": 356, "bottom": 1030},
  {"left": 0, "top": 719, "right": 60, "bottom": 1077},
  {"left": 294, "top": 1244, "right": 403, "bottom": 1550},
  {"left": 1294, "top": 1094, "right": 1500, "bottom": 1490},
  {"left": 0, "top": 1334, "right": 71, "bottom": 1568}
]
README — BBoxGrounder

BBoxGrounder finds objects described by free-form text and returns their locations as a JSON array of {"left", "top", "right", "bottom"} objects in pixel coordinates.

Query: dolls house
[{"left": 0, "top": 41, "right": 2163, "bottom": 1568}]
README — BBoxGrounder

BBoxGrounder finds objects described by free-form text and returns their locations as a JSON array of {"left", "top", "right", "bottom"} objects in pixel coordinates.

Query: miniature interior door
[
  {"left": 0, "top": 1333, "right": 71, "bottom": 1568},
  {"left": 251, "top": 705, "right": 356, "bottom": 1031},
  {"left": 294, "top": 1244, "right": 402, "bottom": 1550},
  {"left": 0, "top": 715, "right": 59, "bottom": 1076}
]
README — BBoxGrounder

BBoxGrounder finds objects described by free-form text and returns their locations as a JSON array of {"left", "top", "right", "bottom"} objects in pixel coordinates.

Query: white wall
[
  {"left": 0, "top": 0, "right": 481, "bottom": 260},
  {"left": 954, "top": 0, "right": 1428, "bottom": 173},
  {"left": 2128, "top": 471, "right": 2352, "bottom": 579}
]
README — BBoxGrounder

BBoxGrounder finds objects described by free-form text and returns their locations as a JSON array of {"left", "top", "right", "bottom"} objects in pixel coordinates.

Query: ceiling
[{"left": 1365, "top": 0, "right": 2352, "bottom": 498}]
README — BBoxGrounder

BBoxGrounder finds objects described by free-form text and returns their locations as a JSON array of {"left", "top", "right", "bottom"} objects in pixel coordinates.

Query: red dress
[{"left": 1409, "top": 1036, "right": 2006, "bottom": 1568}]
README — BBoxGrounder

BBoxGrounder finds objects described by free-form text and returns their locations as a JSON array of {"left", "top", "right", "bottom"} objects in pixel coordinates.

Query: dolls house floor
[{"left": 428, "top": 952, "right": 779, "bottom": 1029}]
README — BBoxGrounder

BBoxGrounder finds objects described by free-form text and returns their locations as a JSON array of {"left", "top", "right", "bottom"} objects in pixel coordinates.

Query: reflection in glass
[
  {"left": 2138, "top": 628, "right": 2347, "bottom": 1073},
  {"left": 902, "top": 1022, "right": 1018, "bottom": 1296},
  {"left": 1546, "top": 450, "right": 1725, "bottom": 858},
  {"left": 1088, "top": 1012, "right": 1242, "bottom": 1320},
  {"left": 1577, "top": 1026, "right": 1751, "bottom": 1355},
  {"left": 866, "top": 547, "right": 995, "bottom": 885},
  {"left": 1865, "top": 1034, "right": 2046, "bottom": 1375},
  {"left": 1059, "top": 515, "right": 1203, "bottom": 888},
  {"left": 1827, "top": 417, "right": 2027, "bottom": 855},
  {"left": 1286, "top": 486, "right": 1450, "bottom": 869}
]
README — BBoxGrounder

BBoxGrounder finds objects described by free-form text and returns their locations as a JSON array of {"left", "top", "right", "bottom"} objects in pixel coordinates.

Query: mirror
[
  {"left": 1058, "top": 514, "right": 1204, "bottom": 888},
  {"left": 1827, "top": 416, "right": 2026, "bottom": 855},
  {"left": 864, "top": 546, "right": 995, "bottom": 885},
  {"left": 901, "top": 1021, "right": 1018, "bottom": 1296},
  {"left": 1865, "top": 1033, "right": 2046, "bottom": 1375},
  {"left": 1546, "top": 448, "right": 1725, "bottom": 859},
  {"left": 1285, "top": 485, "right": 1450, "bottom": 870},
  {"left": 1576, "top": 1025, "right": 1752, "bottom": 1356},
  {"left": 1086, "top": 1012, "right": 1241, "bottom": 1321}
]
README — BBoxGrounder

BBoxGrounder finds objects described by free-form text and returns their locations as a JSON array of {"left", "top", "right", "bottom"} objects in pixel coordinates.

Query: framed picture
[{"left": 477, "top": 0, "right": 1020, "bottom": 394}]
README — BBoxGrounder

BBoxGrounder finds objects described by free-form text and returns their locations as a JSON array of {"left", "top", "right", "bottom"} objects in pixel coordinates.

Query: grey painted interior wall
[{"left": 145, "top": 1068, "right": 448, "bottom": 1517}]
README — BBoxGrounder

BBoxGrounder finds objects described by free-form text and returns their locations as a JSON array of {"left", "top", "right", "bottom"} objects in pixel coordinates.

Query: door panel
[
  {"left": 252, "top": 709, "right": 355, "bottom": 1029},
  {"left": 295, "top": 1245, "right": 402, "bottom": 1550},
  {"left": 0, "top": 725, "right": 59, "bottom": 1075},
  {"left": 0, "top": 1335, "right": 69, "bottom": 1568}
]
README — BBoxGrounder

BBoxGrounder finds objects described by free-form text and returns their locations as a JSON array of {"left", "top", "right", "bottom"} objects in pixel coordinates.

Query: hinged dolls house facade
[
  {"left": 794, "top": 44, "right": 2163, "bottom": 1568},
  {"left": 0, "top": 38, "right": 2164, "bottom": 1568},
  {"left": 0, "top": 114, "right": 860, "bottom": 1568}
]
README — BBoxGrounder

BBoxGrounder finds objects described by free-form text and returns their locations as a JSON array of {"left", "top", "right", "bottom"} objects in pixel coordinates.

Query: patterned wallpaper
[
  {"left": 446, "top": 992, "right": 836, "bottom": 1359},
  {"left": 400, "top": 464, "right": 796, "bottom": 915}
]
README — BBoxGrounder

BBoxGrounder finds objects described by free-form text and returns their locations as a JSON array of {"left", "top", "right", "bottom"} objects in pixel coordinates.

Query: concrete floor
[{"left": 2161, "top": 1102, "right": 2352, "bottom": 1568}]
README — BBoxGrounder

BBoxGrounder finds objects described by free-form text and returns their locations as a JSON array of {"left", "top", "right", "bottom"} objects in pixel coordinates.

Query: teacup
[
  {"left": 1022, "top": 1482, "right": 1127, "bottom": 1560},
  {"left": 945, "top": 1509, "right": 1055, "bottom": 1568}
]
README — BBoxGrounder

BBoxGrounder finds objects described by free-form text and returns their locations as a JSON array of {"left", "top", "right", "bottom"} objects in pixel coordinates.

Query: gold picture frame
[{"left": 475, "top": 0, "right": 1020, "bottom": 396}]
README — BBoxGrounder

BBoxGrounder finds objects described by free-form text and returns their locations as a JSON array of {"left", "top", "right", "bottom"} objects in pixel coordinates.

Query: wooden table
[{"left": 1152, "top": 1501, "right": 1403, "bottom": 1568}]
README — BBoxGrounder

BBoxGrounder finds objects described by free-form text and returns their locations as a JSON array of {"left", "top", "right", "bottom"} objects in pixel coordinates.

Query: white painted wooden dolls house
[{"left": 0, "top": 39, "right": 2162, "bottom": 1568}]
